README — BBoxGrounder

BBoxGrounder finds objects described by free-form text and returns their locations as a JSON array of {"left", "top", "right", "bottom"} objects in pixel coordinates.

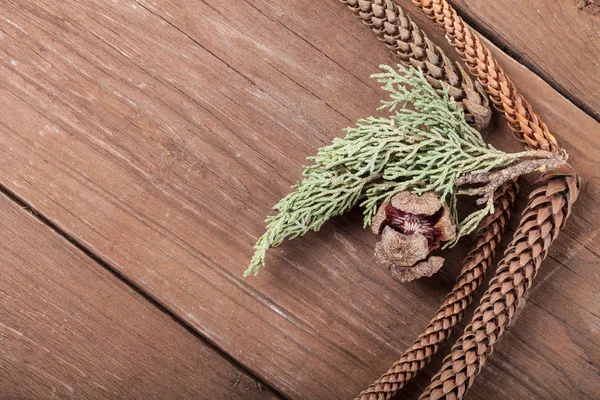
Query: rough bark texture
[{"left": 456, "top": 149, "right": 568, "bottom": 205}]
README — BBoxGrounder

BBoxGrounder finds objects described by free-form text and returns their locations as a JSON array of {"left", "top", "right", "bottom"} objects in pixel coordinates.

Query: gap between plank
[{"left": 0, "top": 182, "right": 289, "bottom": 400}]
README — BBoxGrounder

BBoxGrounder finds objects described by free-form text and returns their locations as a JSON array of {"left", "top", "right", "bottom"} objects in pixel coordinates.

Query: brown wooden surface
[
  {"left": 451, "top": 0, "right": 600, "bottom": 119},
  {"left": 0, "top": 193, "right": 277, "bottom": 399},
  {"left": 0, "top": 0, "right": 599, "bottom": 399}
]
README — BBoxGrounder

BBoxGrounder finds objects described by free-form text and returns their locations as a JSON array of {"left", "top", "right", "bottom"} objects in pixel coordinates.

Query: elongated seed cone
[
  {"left": 341, "top": 0, "right": 492, "bottom": 129},
  {"left": 420, "top": 166, "right": 579, "bottom": 400}
]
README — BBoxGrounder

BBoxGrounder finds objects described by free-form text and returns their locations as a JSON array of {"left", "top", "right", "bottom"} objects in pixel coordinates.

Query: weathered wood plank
[
  {"left": 450, "top": 0, "right": 600, "bottom": 119},
  {"left": 0, "top": 193, "right": 278, "bottom": 399},
  {"left": 1, "top": 0, "right": 598, "bottom": 398}
]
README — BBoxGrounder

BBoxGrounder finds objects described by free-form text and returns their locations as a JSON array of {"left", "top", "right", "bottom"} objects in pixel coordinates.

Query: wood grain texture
[
  {"left": 0, "top": 0, "right": 598, "bottom": 398},
  {"left": 450, "top": 0, "right": 600, "bottom": 119},
  {"left": 0, "top": 193, "right": 278, "bottom": 399}
]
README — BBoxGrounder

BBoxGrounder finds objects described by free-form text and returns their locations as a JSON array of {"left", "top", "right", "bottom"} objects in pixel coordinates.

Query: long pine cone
[
  {"left": 341, "top": 0, "right": 491, "bottom": 129},
  {"left": 420, "top": 166, "right": 580, "bottom": 400},
  {"left": 356, "top": 179, "right": 519, "bottom": 400}
]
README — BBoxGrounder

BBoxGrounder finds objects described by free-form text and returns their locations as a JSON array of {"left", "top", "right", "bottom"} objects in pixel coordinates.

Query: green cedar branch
[{"left": 245, "top": 65, "right": 567, "bottom": 277}]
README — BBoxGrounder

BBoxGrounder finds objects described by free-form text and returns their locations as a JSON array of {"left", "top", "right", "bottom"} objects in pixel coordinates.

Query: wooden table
[{"left": 1, "top": 1, "right": 599, "bottom": 398}]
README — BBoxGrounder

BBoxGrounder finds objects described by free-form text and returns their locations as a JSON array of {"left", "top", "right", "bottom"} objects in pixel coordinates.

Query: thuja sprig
[{"left": 245, "top": 65, "right": 567, "bottom": 277}]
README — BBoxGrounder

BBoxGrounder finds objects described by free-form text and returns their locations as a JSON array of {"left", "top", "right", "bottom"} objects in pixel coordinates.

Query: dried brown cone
[
  {"left": 420, "top": 165, "right": 580, "bottom": 400},
  {"left": 341, "top": 0, "right": 492, "bottom": 129},
  {"left": 411, "top": 0, "right": 559, "bottom": 152},
  {"left": 372, "top": 191, "right": 456, "bottom": 283},
  {"left": 356, "top": 178, "right": 519, "bottom": 400}
]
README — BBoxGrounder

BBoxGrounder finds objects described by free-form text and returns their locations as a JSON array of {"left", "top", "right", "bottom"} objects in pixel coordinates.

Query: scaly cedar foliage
[{"left": 246, "top": 65, "right": 556, "bottom": 277}]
